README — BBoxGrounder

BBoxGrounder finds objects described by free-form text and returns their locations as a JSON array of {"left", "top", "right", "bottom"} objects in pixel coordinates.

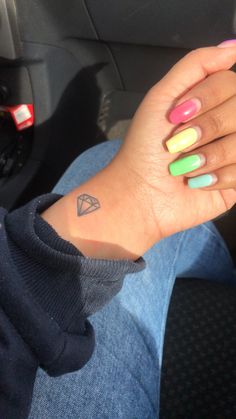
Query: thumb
[{"left": 157, "top": 45, "right": 236, "bottom": 99}]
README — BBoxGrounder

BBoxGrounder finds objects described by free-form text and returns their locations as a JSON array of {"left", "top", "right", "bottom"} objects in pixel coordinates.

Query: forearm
[{"left": 41, "top": 159, "right": 158, "bottom": 260}]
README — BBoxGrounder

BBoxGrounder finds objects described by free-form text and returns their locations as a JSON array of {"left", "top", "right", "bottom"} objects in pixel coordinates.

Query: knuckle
[
  {"left": 200, "top": 70, "right": 236, "bottom": 108},
  {"left": 186, "top": 50, "right": 195, "bottom": 59},
  {"left": 194, "top": 47, "right": 204, "bottom": 55},
  {"left": 225, "top": 69, "right": 236, "bottom": 82},
  {"left": 223, "top": 168, "right": 235, "bottom": 187},
  {"left": 187, "top": 48, "right": 202, "bottom": 60},
  {"left": 215, "top": 141, "right": 228, "bottom": 163},
  {"left": 217, "top": 69, "right": 236, "bottom": 79},
  {"left": 200, "top": 84, "right": 218, "bottom": 108},
  {"left": 204, "top": 112, "right": 222, "bottom": 136},
  {"left": 226, "top": 172, "right": 234, "bottom": 183},
  {"left": 218, "top": 70, "right": 236, "bottom": 87}
]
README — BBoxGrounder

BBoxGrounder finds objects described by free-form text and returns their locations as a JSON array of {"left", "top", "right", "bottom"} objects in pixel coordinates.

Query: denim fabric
[{"left": 29, "top": 140, "right": 235, "bottom": 419}]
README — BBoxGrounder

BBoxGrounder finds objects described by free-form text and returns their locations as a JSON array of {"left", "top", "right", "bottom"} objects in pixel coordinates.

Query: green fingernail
[
  {"left": 188, "top": 174, "right": 217, "bottom": 189},
  {"left": 169, "top": 154, "right": 204, "bottom": 176}
]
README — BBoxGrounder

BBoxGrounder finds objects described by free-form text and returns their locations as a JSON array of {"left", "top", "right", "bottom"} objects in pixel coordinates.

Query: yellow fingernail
[{"left": 166, "top": 127, "right": 200, "bottom": 154}]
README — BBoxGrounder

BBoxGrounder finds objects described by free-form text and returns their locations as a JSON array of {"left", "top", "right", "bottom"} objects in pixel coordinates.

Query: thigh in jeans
[{"left": 29, "top": 140, "right": 235, "bottom": 419}]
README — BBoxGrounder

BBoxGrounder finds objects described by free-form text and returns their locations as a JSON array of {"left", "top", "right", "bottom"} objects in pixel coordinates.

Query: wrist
[{"left": 41, "top": 160, "right": 160, "bottom": 260}]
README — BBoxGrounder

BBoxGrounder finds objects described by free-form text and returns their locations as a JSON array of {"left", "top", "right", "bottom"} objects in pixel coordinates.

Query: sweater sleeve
[{"left": 0, "top": 194, "right": 145, "bottom": 419}]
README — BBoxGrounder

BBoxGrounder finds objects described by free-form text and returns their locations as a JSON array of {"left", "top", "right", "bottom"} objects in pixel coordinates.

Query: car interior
[{"left": 0, "top": 0, "right": 235, "bottom": 417}]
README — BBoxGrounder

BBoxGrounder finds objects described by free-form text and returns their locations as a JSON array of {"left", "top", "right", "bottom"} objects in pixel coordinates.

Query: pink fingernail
[
  {"left": 169, "top": 99, "right": 201, "bottom": 124},
  {"left": 218, "top": 39, "right": 236, "bottom": 48}
]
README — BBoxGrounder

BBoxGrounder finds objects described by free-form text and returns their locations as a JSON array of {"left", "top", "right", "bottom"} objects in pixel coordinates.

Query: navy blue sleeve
[{"left": 0, "top": 194, "right": 145, "bottom": 418}]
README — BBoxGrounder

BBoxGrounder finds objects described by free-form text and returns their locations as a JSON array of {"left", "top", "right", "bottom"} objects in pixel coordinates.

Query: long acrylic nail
[
  {"left": 169, "top": 154, "right": 205, "bottom": 176},
  {"left": 166, "top": 127, "right": 201, "bottom": 154},
  {"left": 218, "top": 39, "right": 236, "bottom": 48},
  {"left": 169, "top": 99, "right": 201, "bottom": 124},
  {"left": 188, "top": 174, "right": 217, "bottom": 189}
]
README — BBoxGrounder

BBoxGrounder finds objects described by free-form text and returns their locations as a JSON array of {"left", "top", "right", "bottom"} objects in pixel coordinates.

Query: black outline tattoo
[{"left": 77, "top": 194, "right": 101, "bottom": 217}]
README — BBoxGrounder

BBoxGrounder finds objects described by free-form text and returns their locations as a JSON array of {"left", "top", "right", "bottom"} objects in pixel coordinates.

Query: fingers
[
  {"left": 169, "top": 70, "right": 236, "bottom": 124},
  {"left": 169, "top": 133, "right": 235, "bottom": 174},
  {"left": 168, "top": 133, "right": 236, "bottom": 190},
  {"left": 163, "top": 44, "right": 236, "bottom": 192},
  {"left": 155, "top": 45, "right": 236, "bottom": 100},
  {"left": 166, "top": 93, "right": 236, "bottom": 153},
  {"left": 188, "top": 164, "right": 236, "bottom": 190}
]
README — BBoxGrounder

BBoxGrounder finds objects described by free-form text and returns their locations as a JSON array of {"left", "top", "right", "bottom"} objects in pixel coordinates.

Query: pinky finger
[{"left": 187, "top": 164, "right": 236, "bottom": 190}]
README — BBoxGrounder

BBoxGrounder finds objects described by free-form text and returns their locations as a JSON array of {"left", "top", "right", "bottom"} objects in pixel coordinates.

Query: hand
[
  {"left": 114, "top": 45, "right": 236, "bottom": 241},
  {"left": 42, "top": 44, "right": 236, "bottom": 260}
]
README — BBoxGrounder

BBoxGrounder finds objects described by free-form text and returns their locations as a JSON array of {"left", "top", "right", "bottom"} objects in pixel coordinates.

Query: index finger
[{"left": 168, "top": 70, "right": 236, "bottom": 124}]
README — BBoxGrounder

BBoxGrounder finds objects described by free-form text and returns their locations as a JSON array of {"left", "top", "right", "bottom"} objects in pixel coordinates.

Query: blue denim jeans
[{"left": 29, "top": 140, "right": 235, "bottom": 419}]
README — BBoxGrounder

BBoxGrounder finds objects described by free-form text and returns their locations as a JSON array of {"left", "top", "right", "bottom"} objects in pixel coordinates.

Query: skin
[
  {"left": 42, "top": 46, "right": 236, "bottom": 260},
  {"left": 168, "top": 70, "right": 236, "bottom": 189}
]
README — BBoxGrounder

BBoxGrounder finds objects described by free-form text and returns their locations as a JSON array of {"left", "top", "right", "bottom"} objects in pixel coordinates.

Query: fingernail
[
  {"left": 218, "top": 39, "right": 236, "bottom": 48},
  {"left": 169, "top": 99, "right": 201, "bottom": 124},
  {"left": 188, "top": 174, "right": 217, "bottom": 189},
  {"left": 166, "top": 127, "right": 201, "bottom": 154},
  {"left": 169, "top": 154, "right": 205, "bottom": 176}
]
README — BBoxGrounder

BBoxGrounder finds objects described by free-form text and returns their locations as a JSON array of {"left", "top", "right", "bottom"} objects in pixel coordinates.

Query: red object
[
  {"left": 0, "top": 104, "right": 34, "bottom": 131},
  {"left": 168, "top": 99, "right": 201, "bottom": 124}
]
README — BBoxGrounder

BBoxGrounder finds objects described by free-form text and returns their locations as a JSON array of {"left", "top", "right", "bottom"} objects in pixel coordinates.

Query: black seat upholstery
[{"left": 160, "top": 278, "right": 236, "bottom": 418}]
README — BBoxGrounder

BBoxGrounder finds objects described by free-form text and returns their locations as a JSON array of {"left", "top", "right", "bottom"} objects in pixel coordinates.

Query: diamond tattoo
[{"left": 77, "top": 194, "right": 101, "bottom": 217}]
